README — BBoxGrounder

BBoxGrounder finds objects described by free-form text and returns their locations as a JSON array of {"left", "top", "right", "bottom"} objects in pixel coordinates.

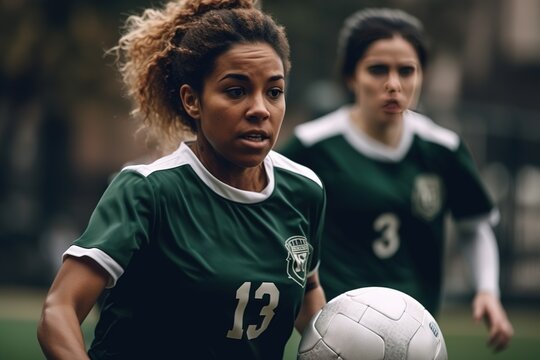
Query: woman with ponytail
[
  {"left": 280, "top": 7, "right": 513, "bottom": 352},
  {"left": 37, "top": 1, "right": 326, "bottom": 358}
]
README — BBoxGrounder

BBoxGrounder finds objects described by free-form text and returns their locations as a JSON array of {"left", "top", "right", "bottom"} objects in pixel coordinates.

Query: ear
[{"left": 180, "top": 84, "right": 201, "bottom": 120}]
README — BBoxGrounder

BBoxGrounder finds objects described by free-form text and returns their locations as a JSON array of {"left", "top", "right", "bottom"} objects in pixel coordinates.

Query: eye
[
  {"left": 399, "top": 66, "right": 416, "bottom": 76},
  {"left": 267, "top": 87, "right": 284, "bottom": 99},
  {"left": 225, "top": 87, "right": 245, "bottom": 99},
  {"left": 368, "top": 65, "right": 388, "bottom": 75}
]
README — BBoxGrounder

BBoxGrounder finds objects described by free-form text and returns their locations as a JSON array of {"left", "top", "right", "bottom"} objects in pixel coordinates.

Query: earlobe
[{"left": 180, "top": 84, "right": 200, "bottom": 119}]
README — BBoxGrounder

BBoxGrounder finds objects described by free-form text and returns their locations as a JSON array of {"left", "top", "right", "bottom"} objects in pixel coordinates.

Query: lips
[
  {"left": 383, "top": 99, "right": 401, "bottom": 112},
  {"left": 241, "top": 130, "right": 269, "bottom": 142}
]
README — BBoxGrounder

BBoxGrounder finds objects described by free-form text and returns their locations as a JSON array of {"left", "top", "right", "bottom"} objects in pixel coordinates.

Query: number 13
[{"left": 226, "top": 282, "right": 280, "bottom": 340}]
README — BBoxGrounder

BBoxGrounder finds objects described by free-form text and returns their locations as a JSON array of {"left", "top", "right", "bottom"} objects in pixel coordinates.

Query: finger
[
  {"left": 487, "top": 326, "right": 511, "bottom": 352},
  {"left": 487, "top": 334, "right": 501, "bottom": 352},
  {"left": 472, "top": 303, "right": 485, "bottom": 322},
  {"left": 489, "top": 333, "right": 509, "bottom": 352}
]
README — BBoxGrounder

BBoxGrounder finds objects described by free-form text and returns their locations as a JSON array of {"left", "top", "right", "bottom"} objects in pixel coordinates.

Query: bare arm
[
  {"left": 37, "top": 256, "right": 109, "bottom": 359},
  {"left": 295, "top": 272, "right": 326, "bottom": 334},
  {"left": 457, "top": 221, "right": 514, "bottom": 352}
]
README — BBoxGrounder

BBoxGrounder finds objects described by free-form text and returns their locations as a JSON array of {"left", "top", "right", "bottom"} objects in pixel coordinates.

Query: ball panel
[
  {"left": 298, "top": 310, "right": 324, "bottom": 352},
  {"left": 323, "top": 313, "right": 385, "bottom": 360},
  {"left": 385, "top": 287, "right": 431, "bottom": 324},
  {"left": 298, "top": 338, "right": 340, "bottom": 360},
  {"left": 419, "top": 308, "right": 448, "bottom": 360},
  {"left": 407, "top": 322, "right": 437, "bottom": 359},
  {"left": 402, "top": 295, "right": 426, "bottom": 324},
  {"left": 434, "top": 340, "right": 448, "bottom": 360},
  {"left": 315, "top": 294, "right": 368, "bottom": 336},
  {"left": 347, "top": 287, "right": 406, "bottom": 320},
  {"left": 360, "top": 310, "right": 421, "bottom": 359}
]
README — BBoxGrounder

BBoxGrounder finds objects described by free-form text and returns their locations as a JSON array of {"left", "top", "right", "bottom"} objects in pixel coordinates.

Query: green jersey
[
  {"left": 280, "top": 107, "right": 494, "bottom": 314},
  {"left": 63, "top": 143, "right": 325, "bottom": 359}
]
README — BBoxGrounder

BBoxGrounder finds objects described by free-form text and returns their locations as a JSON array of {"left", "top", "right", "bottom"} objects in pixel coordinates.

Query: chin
[
  {"left": 237, "top": 156, "right": 267, "bottom": 169},
  {"left": 238, "top": 145, "right": 273, "bottom": 166},
  {"left": 226, "top": 150, "right": 267, "bottom": 169},
  {"left": 381, "top": 111, "right": 403, "bottom": 121}
]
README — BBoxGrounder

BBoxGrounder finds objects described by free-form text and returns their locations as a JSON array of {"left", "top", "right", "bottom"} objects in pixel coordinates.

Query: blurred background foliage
[{"left": 1, "top": 0, "right": 540, "bottom": 306}]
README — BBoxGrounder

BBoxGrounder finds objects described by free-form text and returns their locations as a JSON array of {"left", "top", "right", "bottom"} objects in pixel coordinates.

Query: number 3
[
  {"left": 227, "top": 282, "right": 280, "bottom": 340},
  {"left": 372, "top": 213, "right": 400, "bottom": 259}
]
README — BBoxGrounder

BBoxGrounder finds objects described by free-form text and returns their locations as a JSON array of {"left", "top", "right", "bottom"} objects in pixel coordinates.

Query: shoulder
[
  {"left": 121, "top": 145, "right": 191, "bottom": 177},
  {"left": 269, "top": 151, "right": 323, "bottom": 189},
  {"left": 407, "top": 110, "right": 461, "bottom": 151},
  {"left": 293, "top": 106, "right": 351, "bottom": 147}
]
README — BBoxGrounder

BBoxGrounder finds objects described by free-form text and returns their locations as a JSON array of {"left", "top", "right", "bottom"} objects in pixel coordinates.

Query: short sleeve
[
  {"left": 446, "top": 140, "right": 495, "bottom": 222},
  {"left": 279, "top": 135, "right": 310, "bottom": 165},
  {"left": 280, "top": 136, "right": 326, "bottom": 275},
  {"left": 64, "top": 170, "right": 155, "bottom": 286}
]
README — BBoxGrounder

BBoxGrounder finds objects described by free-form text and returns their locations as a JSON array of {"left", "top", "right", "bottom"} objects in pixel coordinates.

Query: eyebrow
[
  {"left": 218, "top": 73, "right": 285, "bottom": 82},
  {"left": 366, "top": 63, "right": 417, "bottom": 67},
  {"left": 365, "top": 60, "right": 418, "bottom": 66}
]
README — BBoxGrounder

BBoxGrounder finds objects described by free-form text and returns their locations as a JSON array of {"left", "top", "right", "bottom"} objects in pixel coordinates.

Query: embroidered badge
[
  {"left": 411, "top": 174, "right": 443, "bottom": 220},
  {"left": 285, "top": 236, "right": 311, "bottom": 287}
]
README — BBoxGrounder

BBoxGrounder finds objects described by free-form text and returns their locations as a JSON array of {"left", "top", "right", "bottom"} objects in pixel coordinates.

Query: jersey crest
[
  {"left": 285, "top": 236, "right": 310, "bottom": 287},
  {"left": 412, "top": 174, "right": 443, "bottom": 220}
]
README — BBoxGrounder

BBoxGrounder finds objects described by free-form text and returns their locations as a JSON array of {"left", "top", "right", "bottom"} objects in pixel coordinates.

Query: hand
[{"left": 472, "top": 291, "right": 514, "bottom": 352}]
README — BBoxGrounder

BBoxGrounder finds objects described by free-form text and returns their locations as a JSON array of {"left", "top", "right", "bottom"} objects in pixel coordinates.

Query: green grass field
[{"left": 1, "top": 287, "right": 538, "bottom": 359}]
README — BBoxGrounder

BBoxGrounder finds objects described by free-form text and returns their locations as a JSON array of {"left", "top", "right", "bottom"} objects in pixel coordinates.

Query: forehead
[
  {"left": 210, "top": 42, "right": 285, "bottom": 79},
  {"left": 361, "top": 36, "right": 420, "bottom": 64}
]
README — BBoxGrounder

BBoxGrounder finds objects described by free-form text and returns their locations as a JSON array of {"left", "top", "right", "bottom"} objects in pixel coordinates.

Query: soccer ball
[{"left": 298, "top": 287, "right": 447, "bottom": 360}]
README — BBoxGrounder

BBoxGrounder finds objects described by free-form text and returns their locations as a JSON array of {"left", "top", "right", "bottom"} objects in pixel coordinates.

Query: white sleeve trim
[
  {"left": 63, "top": 245, "right": 124, "bottom": 289},
  {"left": 455, "top": 221, "right": 500, "bottom": 297},
  {"left": 455, "top": 208, "right": 500, "bottom": 230}
]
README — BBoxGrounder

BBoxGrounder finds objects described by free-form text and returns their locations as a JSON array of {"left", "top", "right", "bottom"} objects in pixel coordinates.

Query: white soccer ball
[{"left": 298, "top": 287, "right": 447, "bottom": 360}]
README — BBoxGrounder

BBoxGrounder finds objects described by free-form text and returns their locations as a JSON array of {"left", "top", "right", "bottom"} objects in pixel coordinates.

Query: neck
[
  {"left": 350, "top": 106, "right": 404, "bottom": 148},
  {"left": 189, "top": 142, "right": 267, "bottom": 192}
]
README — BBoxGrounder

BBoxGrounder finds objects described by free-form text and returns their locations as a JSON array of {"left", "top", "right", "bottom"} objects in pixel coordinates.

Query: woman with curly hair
[{"left": 37, "top": 1, "right": 326, "bottom": 358}]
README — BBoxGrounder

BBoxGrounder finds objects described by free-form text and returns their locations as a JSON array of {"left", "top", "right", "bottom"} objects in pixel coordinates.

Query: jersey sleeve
[
  {"left": 446, "top": 140, "right": 495, "bottom": 222},
  {"left": 63, "top": 170, "right": 156, "bottom": 287},
  {"left": 278, "top": 138, "right": 326, "bottom": 275},
  {"left": 279, "top": 135, "right": 311, "bottom": 166},
  {"left": 281, "top": 136, "right": 326, "bottom": 275}
]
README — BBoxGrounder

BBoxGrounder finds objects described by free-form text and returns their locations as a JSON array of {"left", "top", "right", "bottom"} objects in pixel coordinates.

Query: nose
[
  {"left": 385, "top": 71, "right": 401, "bottom": 93},
  {"left": 246, "top": 93, "right": 270, "bottom": 122}
]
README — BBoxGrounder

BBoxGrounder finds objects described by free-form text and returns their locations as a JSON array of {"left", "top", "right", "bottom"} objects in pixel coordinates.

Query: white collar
[
  {"left": 343, "top": 109, "right": 414, "bottom": 162},
  {"left": 178, "top": 143, "right": 275, "bottom": 203}
]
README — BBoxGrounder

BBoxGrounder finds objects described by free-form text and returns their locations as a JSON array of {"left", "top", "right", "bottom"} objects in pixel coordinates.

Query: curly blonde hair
[{"left": 111, "top": 0, "right": 290, "bottom": 151}]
